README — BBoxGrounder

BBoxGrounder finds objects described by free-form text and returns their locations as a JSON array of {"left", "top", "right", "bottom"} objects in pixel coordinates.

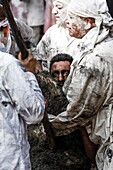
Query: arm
[
  {"left": 36, "top": 34, "right": 50, "bottom": 71},
  {"left": 36, "top": 28, "right": 51, "bottom": 61},
  {"left": 80, "top": 126, "right": 98, "bottom": 164},
  {"left": 49, "top": 53, "right": 111, "bottom": 134},
  {"left": 3, "top": 55, "right": 45, "bottom": 124}
]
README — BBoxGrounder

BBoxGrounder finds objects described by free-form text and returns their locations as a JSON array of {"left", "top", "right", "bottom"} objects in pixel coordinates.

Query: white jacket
[{"left": 0, "top": 52, "right": 45, "bottom": 170}]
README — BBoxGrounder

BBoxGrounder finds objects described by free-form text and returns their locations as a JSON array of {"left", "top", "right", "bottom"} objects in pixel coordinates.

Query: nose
[
  {"left": 58, "top": 72, "right": 63, "bottom": 81},
  {"left": 65, "top": 18, "right": 70, "bottom": 28},
  {"left": 52, "top": 7, "right": 58, "bottom": 15}
]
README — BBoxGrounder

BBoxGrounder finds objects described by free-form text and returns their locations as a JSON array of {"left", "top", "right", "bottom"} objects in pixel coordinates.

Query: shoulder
[
  {"left": 37, "top": 25, "right": 59, "bottom": 44},
  {"left": 15, "top": 18, "right": 33, "bottom": 38},
  {"left": 0, "top": 52, "right": 21, "bottom": 69},
  {"left": 74, "top": 37, "right": 113, "bottom": 74},
  {"left": 45, "top": 24, "right": 60, "bottom": 34},
  {"left": 93, "top": 37, "right": 113, "bottom": 63}
]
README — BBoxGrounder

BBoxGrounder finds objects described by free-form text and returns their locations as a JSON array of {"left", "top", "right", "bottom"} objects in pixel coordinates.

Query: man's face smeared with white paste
[
  {"left": 67, "top": 11, "right": 94, "bottom": 38},
  {"left": 52, "top": 0, "right": 68, "bottom": 26}
]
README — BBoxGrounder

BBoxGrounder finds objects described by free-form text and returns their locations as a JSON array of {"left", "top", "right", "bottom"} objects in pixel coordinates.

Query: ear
[
  {"left": 85, "top": 18, "right": 95, "bottom": 25},
  {"left": 84, "top": 18, "right": 95, "bottom": 30}
]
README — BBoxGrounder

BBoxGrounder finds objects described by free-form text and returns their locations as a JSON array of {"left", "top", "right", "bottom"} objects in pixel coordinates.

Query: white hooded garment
[{"left": 49, "top": 0, "right": 113, "bottom": 169}]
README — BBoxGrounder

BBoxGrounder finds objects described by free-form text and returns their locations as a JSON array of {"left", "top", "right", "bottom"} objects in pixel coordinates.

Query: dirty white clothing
[
  {"left": 10, "top": 0, "right": 45, "bottom": 44},
  {"left": 10, "top": 0, "right": 45, "bottom": 26},
  {"left": 0, "top": 17, "right": 38, "bottom": 59},
  {"left": 25, "top": 0, "right": 45, "bottom": 27},
  {"left": 0, "top": 52, "right": 45, "bottom": 170},
  {"left": 65, "top": 35, "right": 113, "bottom": 170},
  {"left": 36, "top": 24, "right": 80, "bottom": 69},
  {"left": 49, "top": 0, "right": 113, "bottom": 169},
  {"left": 10, "top": 18, "right": 38, "bottom": 58},
  {"left": 49, "top": 31, "right": 113, "bottom": 170}
]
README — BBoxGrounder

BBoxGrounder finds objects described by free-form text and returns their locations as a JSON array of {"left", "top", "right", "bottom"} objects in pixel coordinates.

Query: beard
[{"left": 57, "top": 80, "right": 65, "bottom": 87}]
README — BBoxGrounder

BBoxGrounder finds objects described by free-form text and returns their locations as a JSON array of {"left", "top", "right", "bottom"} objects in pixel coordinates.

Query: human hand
[
  {"left": 44, "top": 98, "right": 48, "bottom": 108},
  {"left": 18, "top": 49, "right": 37, "bottom": 73}
]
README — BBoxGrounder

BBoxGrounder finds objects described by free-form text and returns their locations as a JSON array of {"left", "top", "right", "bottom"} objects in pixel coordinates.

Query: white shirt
[{"left": 10, "top": 0, "right": 45, "bottom": 26}]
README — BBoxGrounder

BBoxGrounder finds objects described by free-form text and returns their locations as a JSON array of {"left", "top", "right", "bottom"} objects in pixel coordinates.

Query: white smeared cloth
[
  {"left": 67, "top": 0, "right": 113, "bottom": 53},
  {"left": 0, "top": 18, "right": 11, "bottom": 53}
]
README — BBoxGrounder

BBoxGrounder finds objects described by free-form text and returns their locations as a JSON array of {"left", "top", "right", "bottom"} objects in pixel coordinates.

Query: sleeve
[
  {"left": 4, "top": 59, "right": 45, "bottom": 124},
  {"left": 36, "top": 29, "right": 51, "bottom": 61},
  {"left": 16, "top": 19, "right": 40, "bottom": 59},
  {"left": 16, "top": 19, "right": 33, "bottom": 42},
  {"left": 49, "top": 53, "right": 113, "bottom": 135}
]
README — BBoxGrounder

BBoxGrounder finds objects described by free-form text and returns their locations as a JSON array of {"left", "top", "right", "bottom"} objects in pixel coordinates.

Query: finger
[{"left": 18, "top": 52, "right": 22, "bottom": 61}]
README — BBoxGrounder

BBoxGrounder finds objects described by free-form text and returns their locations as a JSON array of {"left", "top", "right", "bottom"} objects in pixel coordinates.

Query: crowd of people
[{"left": 0, "top": 0, "right": 113, "bottom": 170}]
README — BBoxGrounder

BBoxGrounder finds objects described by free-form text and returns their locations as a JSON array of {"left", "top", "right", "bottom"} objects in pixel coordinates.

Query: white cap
[{"left": 68, "top": 0, "right": 113, "bottom": 26}]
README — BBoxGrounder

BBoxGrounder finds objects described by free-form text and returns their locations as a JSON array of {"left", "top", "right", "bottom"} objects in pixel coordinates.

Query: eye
[
  {"left": 51, "top": 71, "right": 59, "bottom": 78},
  {"left": 69, "top": 16, "right": 73, "bottom": 19},
  {"left": 62, "top": 70, "right": 70, "bottom": 78},
  {"left": 56, "top": 3, "right": 63, "bottom": 10}
]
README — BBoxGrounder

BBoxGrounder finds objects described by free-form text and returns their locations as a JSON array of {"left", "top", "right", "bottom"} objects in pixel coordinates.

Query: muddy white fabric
[
  {"left": 67, "top": 0, "right": 113, "bottom": 53},
  {"left": 49, "top": 0, "right": 113, "bottom": 170},
  {"left": 36, "top": 0, "right": 79, "bottom": 70},
  {"left": 0, "top": 17, "right": 39, "bottom": 60},
  {"left": 36, "top": 24, "right": 80, "bottom": 70},
  {"left": 0, "top": 18, "right": 12, "bottom": 53},
  {"left": 68, "top": 0, "right": 113, "bottom": 25},
  {"left": 0, "top": 51, "right": 45, "bottom": 170}
]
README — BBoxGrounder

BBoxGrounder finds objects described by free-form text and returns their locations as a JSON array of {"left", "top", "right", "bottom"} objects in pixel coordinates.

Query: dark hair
[
  {"left": 50, "top": 53, "right": 73, "bottom": 72},
  {"left": 106, "top": 0, "right": 113, "bottom": 18},
  {"left": 0, "top": 5, "right": 6, "bottom": 21}
]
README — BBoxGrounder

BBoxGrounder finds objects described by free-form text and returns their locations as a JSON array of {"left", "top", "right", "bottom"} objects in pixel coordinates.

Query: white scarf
[
  {"left": 0, "top": 18, "right": 11, "bottom": 53},
  {"left": 67, "top": 0, "right": 113, "bottom": 52}
]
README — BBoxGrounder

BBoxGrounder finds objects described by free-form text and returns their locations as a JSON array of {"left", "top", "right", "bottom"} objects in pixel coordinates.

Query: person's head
[
  {"left": 52, "top": 0, "right": 71, "bottom": 26},
  {"left": 50, "top": 53, "right": 73, "bottom": 87},
  {"left": 67, "top": 14, "right": 95, "bottom": 38},
  {"left": 66, "top": 0, "right": 113, "bottom": 39},
  {"left": 0, "top": 4, "right": 10, "bottom": 52}
]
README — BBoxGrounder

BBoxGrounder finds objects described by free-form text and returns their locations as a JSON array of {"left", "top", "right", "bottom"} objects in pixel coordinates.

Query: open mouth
[{"left": 55, "top": 16, "right": 60, "bottom": 20}]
